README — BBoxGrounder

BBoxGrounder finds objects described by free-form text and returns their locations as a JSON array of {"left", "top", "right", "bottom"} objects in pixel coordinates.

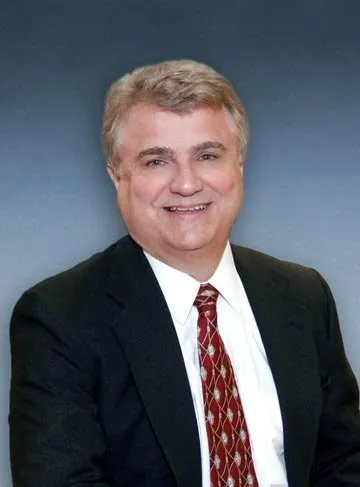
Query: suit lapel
[
  {"left": 106, "top": 237, "right": 201, "bottom": 487},
  {"left": 232, "top": 246, "right": 321, "bottom": 487}
]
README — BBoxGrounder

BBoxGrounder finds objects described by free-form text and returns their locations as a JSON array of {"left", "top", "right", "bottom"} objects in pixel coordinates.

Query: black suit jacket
[{"left": 10, "top": 236, "right": 360, "bottom": 487}]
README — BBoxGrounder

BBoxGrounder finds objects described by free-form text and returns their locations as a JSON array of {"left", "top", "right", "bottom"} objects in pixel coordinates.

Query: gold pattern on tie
[{"left": 194, "top": 284, "right": 258, "bottom": 487}]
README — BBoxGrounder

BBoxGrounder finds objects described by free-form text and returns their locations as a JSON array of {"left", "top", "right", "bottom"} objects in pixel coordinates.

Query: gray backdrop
[{"left": 1, "top": 1, "right": 359, "bottom": 485}]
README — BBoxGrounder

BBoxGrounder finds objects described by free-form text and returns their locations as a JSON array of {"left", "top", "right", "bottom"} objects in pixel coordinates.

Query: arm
[
  {"left": 313, "top": 273, "right": 360, "bottom": 486},
  {"left": 10, "top": 289, "right": 111, "bottom": 487}
]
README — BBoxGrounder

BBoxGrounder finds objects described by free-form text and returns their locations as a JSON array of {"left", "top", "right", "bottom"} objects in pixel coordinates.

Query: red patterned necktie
[{"left": 194, "top": 284, "right": 259, "bottom": 487}]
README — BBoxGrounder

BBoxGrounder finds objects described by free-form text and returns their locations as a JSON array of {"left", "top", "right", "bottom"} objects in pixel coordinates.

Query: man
[{"left": 10, "top": 60, "right": 360, "bottom": 487}]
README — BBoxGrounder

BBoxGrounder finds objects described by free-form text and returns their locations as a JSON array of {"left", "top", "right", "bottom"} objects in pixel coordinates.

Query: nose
[{"left": 169, "top": 162, "right": 203, "bottom": 196}]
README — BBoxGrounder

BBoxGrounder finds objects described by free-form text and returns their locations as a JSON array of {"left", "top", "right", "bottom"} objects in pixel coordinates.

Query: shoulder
[
  {"left": 12, "top": 237, "right": 132, "bottom": 324},
  {"left": 231, "top": 243, "right": 329, "bottom": 307},
  {"left": 26, "top": 242, "right": 115, "bottom": 297},
  {"left": 231, "top": 243, "right": 316, "bottom": 278}
]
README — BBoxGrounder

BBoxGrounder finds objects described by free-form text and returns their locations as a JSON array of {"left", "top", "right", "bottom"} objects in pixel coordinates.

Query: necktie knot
[{"left": 194, "top": 284, "right": 219, "bottom": 313}]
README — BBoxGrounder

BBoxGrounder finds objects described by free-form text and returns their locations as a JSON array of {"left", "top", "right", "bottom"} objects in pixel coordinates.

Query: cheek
[
  {"left": 215, "top": 171, "right": 243, "bottom": 196},
  {"left": 119, "top": 175, "right": 166, "bottom": 209}
]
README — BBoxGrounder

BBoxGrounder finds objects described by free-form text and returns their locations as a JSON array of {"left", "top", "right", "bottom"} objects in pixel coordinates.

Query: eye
[
  {"left": 146, "top": 159, "right": 166, "bottom": 168},
  {"left": 199, "top": 153, "right": 217, "bottom": 161}
]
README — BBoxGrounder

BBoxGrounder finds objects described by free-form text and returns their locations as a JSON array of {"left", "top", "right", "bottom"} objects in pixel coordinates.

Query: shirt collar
[
  {"left": 207, "top": 242, "right": 243, "bottom": 315},
  {"left": 144, "top": 242, "right": 243, "bottom": 324}
]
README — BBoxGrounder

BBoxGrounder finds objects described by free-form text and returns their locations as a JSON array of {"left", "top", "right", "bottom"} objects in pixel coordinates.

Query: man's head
[{"left": 103, "top": 60, "right": 249, "bottom": 279}]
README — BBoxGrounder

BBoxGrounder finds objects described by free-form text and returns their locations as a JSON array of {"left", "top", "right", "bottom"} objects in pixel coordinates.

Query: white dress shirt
[{"left": 145, "top": 243, "right": 288, "bottom": 487}]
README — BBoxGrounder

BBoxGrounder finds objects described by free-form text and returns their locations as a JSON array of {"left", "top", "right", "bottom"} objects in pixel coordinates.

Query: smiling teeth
[{"left": 168, "top": 205, "right": 206, "bottom": 212}]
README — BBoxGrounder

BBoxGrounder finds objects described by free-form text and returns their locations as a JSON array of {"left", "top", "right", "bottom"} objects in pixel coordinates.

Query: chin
[{"left": 167, "top": 236, "right": 216, "bottom": 253}]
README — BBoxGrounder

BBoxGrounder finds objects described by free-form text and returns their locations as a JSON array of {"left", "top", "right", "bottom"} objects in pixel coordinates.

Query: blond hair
[{"left": 102, "top": 59, "right": 249, "bottom": 166}]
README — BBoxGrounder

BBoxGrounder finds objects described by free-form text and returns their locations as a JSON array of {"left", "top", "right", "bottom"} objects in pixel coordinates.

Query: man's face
[{"left": 108, "top": 103, "right": 244, "bottom": 264}]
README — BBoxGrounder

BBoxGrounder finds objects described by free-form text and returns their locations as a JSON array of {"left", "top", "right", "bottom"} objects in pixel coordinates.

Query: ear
[
  {"left": 107, "top": 163, "right": 121, "bottom": 190},
  {"left": 238, "top": 158, "right": 244, "bottom": 177}
]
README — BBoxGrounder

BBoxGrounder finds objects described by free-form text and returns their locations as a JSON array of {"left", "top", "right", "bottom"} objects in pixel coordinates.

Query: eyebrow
[
  {"left": 137, "top": 146, "right": 176, "bottom": 160},
  {"left": 136, "top": 141, "right": 227, "bottom": 161},
  {"left": 191, "top": 141, "right": 227, "bottom": 154}
]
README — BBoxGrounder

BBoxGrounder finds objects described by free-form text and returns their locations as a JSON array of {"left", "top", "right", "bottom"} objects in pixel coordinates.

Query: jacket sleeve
[
  {"left": 313, "top": 272, "right": 360, "bottom": 486},
  {"left": 9, "top": 289, "right": 111, "bottom": 487}
]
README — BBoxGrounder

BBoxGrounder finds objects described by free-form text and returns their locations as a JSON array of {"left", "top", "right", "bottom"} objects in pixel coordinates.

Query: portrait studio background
[{"left": 1, "top": 1, "right": 359, "bottom": 484}]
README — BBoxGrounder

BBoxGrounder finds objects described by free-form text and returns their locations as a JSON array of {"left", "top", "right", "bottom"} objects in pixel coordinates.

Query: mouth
[{"left": 164, "top": 203, "right": 210, "bottom": 213}]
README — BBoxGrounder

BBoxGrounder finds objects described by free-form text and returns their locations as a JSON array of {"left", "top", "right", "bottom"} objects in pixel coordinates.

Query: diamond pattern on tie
[{"left": 194, "top": 284, "right": 258, "bottom": 487}]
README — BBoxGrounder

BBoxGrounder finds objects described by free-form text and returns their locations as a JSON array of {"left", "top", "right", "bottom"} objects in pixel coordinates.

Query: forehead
[{"left": 117, "top": 103, "right": 237, "bottom": 154}]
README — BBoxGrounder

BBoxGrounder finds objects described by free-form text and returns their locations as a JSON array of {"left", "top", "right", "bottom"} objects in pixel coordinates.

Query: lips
[{"left": 165, "top": 204, "right": 208, "bottom": 213}]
